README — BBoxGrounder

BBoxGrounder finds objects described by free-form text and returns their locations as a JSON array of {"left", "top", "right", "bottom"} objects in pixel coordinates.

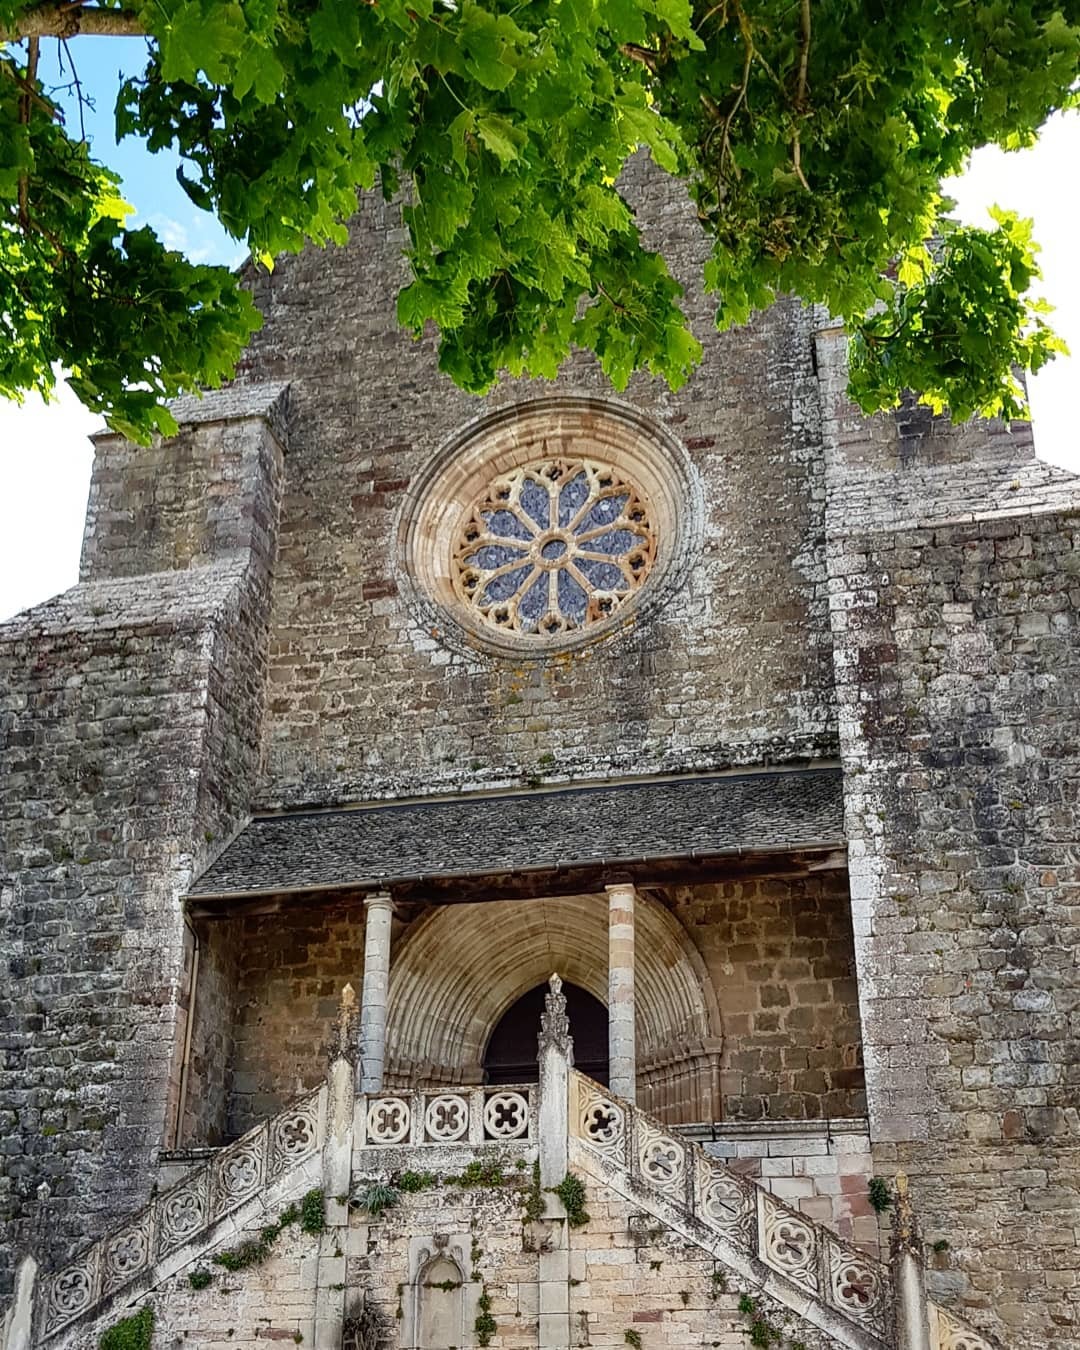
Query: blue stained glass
[
  {"left": 582, "top": 529, "right": 639, "bottom": 556},
  {"left": 518, "top": 574, "right": 549, "bottom": 624},
  {"left": 540, "top": 539, "right": 568, "bottom": 560},
  {"left": 520, "top": 478, "right": 550, "bottom": 529},
  {"left": 575, "top": 494, "right": 628, "bottom": 533},
  {"left": 575, "top": 559, "right": 625, "bottom": 591},
  {"left": 482, "top": 509, "right": 533, "bottom": 541},
  {"left": 466, "top": 545, "right": 527, "bottom": 569},
  {"left": 482, "top": 564, "right": 533, "bottom": 605},
  {"left": 558, "top": 472, "right": 590, "bottom": 527},
  {"left": 557, "top": 569, "right": 588, "bottom": 624}
]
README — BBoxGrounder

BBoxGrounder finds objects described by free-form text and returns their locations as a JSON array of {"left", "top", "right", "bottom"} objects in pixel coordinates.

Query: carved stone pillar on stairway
[
  {"left": 315, "top": 983, "right": 359, "bottom": 1350},
  {"left": 537, "top": 974, "right": 573, "bottom": 1350},
  {"left": 892, "top": 1171, "right": 931, "bottom": 1350}
]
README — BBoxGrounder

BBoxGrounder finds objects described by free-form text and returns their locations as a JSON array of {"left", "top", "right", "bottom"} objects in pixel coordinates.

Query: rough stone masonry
[{"left": 1, "top": 155, "right": 1078, "bottom": 1350}]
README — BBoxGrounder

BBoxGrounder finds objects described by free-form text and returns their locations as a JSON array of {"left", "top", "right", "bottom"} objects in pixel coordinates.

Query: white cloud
[
  {"left": 945, "top": 112, "right": 1080, "bottom": 474},
  {"left": 0, "top": 383, "right": 99, "bottom": 621}
]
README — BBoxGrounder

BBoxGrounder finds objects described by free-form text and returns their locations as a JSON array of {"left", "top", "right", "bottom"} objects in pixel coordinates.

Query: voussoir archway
[{"left": 383, "top": 891, "right": 724, "bottom": 1124}]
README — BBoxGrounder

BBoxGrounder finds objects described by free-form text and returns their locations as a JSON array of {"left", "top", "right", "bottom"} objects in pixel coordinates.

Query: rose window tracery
[{"left": 452, "top": 458, "right": 656, "bottom": 638}]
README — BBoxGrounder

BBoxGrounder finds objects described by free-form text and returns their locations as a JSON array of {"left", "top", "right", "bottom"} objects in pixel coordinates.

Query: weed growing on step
[
  {"left": 867, "top": 1177, "right": 892, "bottom": 1213},
  {"left": 475, "top": 1289, "right": 497, "bottom": 1346},
  {"left": 99, "top": 1306, "right": 153, "bottom": 1350},
  {"left": 551, "top": 1173, "right": 589, "bottom": 1227},
  {"left": 397, "top": 1170, "right": 438, "bottom": 1194},
  {"left": 212, "top": 1189, "right": 325, "bottom": 1271},
  {"left": 356, "top": 1182, "right": 400, "bottom": 1217},
  {"left": 737, "top": 1294, "right": 782, "bottom": 1348},
  {"left": 522, "top": 1160, "right": 545, "bottom": 1223}
]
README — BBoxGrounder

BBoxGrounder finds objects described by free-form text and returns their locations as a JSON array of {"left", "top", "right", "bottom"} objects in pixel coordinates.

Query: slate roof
[{"left": 188, "top": 767, "right": 845, "bottom": 899}]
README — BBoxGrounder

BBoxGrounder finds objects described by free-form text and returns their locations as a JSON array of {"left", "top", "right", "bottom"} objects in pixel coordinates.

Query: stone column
[
  {"left": 358, "top": 891, "right": 393, "bottom": 1094},
  {"left": 891, "top": 1172, "right": 931, "bottom": 1350},
  {"left": 606, "top": 880, "right": 636, "bottom": 1101}
]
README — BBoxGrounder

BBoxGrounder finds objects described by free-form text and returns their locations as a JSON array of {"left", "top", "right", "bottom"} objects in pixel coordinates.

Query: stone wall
[
  {"left": 819, "top": 327, "right": 1080, "bottom": 1347},
  {"left": 689, "top": 1119, "right": 877, "bottom": 1253},
  {"left": 0, "top": 399, "right": 286, "bottom": 1299},
  {"left": 568, "top": 1169, "right": 849, "bottom": 1350},
  {"left": 51, "top": 1150, "right": 856, "bottom": 1350},
  {"left": 673, "top": 872, "right": 866, "bottom": 1123},
  {"left": 237, "top": 164, "right": 837, "bottom": 810},
  {"left": 179, "top": 914, "right": 240, "bottom": 1147}
]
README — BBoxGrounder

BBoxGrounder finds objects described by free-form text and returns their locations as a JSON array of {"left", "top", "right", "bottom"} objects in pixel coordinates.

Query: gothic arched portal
[
  {"left": 383, "top": 891, "right": 724, "bottom": 1124},
  {"left": 483, "top": 980, "right": 608, "bottom": 1085}
]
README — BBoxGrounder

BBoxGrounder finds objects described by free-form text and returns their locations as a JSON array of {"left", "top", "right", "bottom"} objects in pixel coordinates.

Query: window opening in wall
[
  {"left": 454, "top": 458, "right": 655, "bottom": 638},
  {"left": 483, "top": 980, "right": 608, "bottom": 1085}
]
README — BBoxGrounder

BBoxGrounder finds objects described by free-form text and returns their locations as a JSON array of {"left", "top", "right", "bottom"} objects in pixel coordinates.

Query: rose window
[{"left": 452, "top": 459, "right": 655, "bottom": 638}]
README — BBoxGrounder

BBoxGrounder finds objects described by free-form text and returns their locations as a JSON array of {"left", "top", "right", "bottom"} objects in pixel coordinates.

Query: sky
[{"left": 0, "top": 42, "right": 1077, "bottom": 621}]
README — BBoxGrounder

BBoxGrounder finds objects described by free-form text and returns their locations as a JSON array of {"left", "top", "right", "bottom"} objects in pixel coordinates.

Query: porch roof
[{"left": 187, "top": 765, "right": 845, "bottom": 901}]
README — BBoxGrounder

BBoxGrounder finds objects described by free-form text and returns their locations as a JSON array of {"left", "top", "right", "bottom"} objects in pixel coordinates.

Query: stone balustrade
[
  {"left": 38, "top": 1086, "right": 326, "bottom": 1342},
  {"left": 359, "top": 1086, "right": 534, "bottom": 1148},
  {"left": 3, "top": 977, "right": 1000, "bottom": 1350},
  {"left": 30, "top": 1081, "right": 536, "bottom": 1346}
]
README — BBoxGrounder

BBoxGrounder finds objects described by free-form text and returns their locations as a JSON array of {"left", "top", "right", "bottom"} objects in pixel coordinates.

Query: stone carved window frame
[
  {"left": 397, "top": 397, "right": 703, "bottom": 659},
  {"left": 400, "top": 1233, "right": 480, "bottom": 1350}
]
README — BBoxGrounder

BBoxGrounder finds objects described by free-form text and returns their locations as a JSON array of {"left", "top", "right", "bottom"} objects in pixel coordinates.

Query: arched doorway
[
  {"left": 383, "top": 892, "right": 724, "bottom": 1122},
  {"left": 483, "top": 981, "right": 608, "bottom": 1085}
]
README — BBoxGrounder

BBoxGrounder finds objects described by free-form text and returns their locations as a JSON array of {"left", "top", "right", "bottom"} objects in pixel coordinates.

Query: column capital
[
  {"left": 604, "top": 877, "right": 636, "bottom": 898},
  {"left": 364, "top": 889, "right": 395, "bottom": 913}
]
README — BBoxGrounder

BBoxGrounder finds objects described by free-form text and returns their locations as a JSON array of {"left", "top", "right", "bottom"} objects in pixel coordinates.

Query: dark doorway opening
[{"left": 483, "top": 981, "right": 608, "bottom": 1086}]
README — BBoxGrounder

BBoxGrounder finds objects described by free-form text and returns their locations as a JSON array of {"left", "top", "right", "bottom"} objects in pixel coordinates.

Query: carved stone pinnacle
[
  {"left": 539, "top": 971, "right": 572, "bottom": 1055},
  {"left": 330, "top": 981, "right": 360, "bottom": 1065},
  {"left": 891, "top": 1168, "right": 922, "bottom": 1255}
]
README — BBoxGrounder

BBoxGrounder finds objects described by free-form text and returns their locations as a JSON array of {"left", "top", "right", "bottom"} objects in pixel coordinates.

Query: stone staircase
[
  {"left": 15, "top": 1086, "right": 328, "bottom": 1347},
  {"left": 2, "top": 996, "right": 1003, "bottom": 1350},
  {"left": 567, "top": 1071, "right": 1000, "bottom": 1350}
]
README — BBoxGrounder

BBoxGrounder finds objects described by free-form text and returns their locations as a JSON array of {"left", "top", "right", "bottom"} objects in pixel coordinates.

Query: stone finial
[
  {"left": 330, "top": 982, "right": 360, "bottom": 1065},
  {"left": 891, "top": 1170, "right": 922, "bottom": 1256},
  {"left": 539, "top": 973, "right": 572, "bottom": 1054}
]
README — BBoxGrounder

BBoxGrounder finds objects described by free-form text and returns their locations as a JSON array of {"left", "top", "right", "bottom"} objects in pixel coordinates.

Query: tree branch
[
  {"left": 619, "top": 43, "right": 660, "bottom": 75},
  {"left": 0, "top": 3, "right": 145, "bottom": 40},
  {"left": 17, "top": 36, "right": 39, "bottom": 230},
  {"left": 796, "top": 0, "right": 811, "bottom": 107},
  {"left": 791, "top": 0, "right": 811, "bottom": 189}
]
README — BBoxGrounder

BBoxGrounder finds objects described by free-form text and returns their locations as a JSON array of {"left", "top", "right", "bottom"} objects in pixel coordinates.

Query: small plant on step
[
  {"left": 522, "top": 1159, "right": 545, "bottom": 1223},
  {"left": 448, "top": 1159, "right": 508, "bottom": 1188},
  {"left": 99, "top": 1306, "right": 154, "bottom": 1350},
  {"left": 188, "top": 1267, "right": 213, "bottom": 1290},
  {"left": 624, "top": 1330, "right": 643, "bottom": 1349},
  {"left": 300, "top": 1188, "right": 326, "bottom": 1235},
  {"left": 475, "top": 1288, "right": 497, "bottom": 1347},
  {"left": 867, "top": 1177, "right": 892, "bottom": 1213},
  {"left": 397, "top": 1169, "right": 438, "bottom": 1194},
  {"left": 551, "top": 1172, "right": 589, "bottom": 1227},
  {"left": 356, "top": 1181, "right": 400, "bottom": 1218},
  {"left": 737, "top": 1294, "right": 782, "bottom": 1348}
]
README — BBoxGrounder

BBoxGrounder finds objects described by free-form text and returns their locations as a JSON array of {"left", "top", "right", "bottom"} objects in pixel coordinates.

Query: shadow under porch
[{"left": 168, "top": 766, "right": 877, "bottom": 1249}]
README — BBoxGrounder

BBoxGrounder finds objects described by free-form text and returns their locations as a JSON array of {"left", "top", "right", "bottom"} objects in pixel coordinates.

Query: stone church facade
[{"left": 1, "top": 166, "right": 1078, "bottom": 1350}]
